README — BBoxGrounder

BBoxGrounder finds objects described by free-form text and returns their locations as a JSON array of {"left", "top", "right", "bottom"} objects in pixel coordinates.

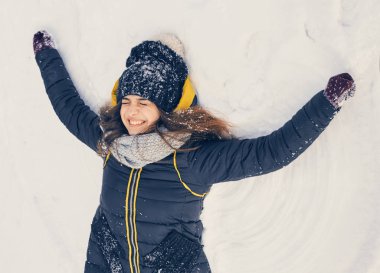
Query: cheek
[
  {"left": 138, "top": 113, "right": 155, "bottom": 128},
  {"left": 119, "top": 109, "right": 127, "bottom": 123},
  {"left": 148, "top": 109, "right": 160, "bottom": 123},
  {"left": 120, "top": 105, "right": 129, "bottom": 117}
]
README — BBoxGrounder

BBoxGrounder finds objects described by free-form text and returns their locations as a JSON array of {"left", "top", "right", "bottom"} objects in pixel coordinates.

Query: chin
[
  {"left": 127, "top": 127, "right": 148, "bottom": 136},
  {"left": 127, "top": 130, "right": 140, "bottom": 136}
]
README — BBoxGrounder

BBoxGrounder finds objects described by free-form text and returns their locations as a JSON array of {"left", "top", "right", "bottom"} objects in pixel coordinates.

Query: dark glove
[
  {"left": 323, "top": 73, "right": 356, "bottom": 109},
  {"left": 33, "top": 30, "right": 56, "bottom": 55},
  {"left": 142, "top": 230, "right": 203, "bottom": 273}
]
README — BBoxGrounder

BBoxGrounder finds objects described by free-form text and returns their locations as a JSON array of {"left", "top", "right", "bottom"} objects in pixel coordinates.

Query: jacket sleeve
[
  {"left": 35, "top": 48, "right": 102, "bottom": 153},
  {"left": 187, "top": 90, "right": 339, "bottom": 185}
]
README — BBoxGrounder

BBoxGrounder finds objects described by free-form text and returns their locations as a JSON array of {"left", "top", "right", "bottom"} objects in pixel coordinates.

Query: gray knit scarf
[{"left": 109, "top": 128, "right": 192, "bottom": 169}]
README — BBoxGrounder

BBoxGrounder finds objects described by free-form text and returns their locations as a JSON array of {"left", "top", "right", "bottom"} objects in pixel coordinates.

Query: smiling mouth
[{"left": 128, "top": 120, "right": 146, "bottom": 126}]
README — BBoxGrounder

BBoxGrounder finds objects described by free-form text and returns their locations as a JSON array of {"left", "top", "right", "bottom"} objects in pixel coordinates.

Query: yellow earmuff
[
  {"left": 111, "top": 76, "right": 197, "bottom": 111},
  {"left": 111, "top": 79, "right": 119, "bottom": 106},
  {"left": 173, "top": 77, "right": 196, "bottom": 112}
]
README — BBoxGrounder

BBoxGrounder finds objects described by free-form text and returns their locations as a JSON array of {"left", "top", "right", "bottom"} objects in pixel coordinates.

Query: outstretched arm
[
  {"left": 187, "top": 74, "right": 356, "bottom": 185},
  {"left": 34, "top": 31, "right": 102, "bottom": 153}
]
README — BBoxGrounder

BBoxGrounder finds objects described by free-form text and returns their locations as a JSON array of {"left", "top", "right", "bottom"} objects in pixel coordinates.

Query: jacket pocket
[{"left": 141, "top": 229, "right": 203, "bottom": 273}]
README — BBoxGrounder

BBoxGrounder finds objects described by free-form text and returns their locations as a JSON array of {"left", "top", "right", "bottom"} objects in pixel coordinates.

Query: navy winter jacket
[{"left": 36, "top": 48, "right": 339, "bottom": 273}]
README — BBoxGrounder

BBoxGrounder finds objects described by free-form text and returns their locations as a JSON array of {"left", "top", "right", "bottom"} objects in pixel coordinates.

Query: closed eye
[{"left": 121, "top": 102, "right": 148, "bottom": 106}]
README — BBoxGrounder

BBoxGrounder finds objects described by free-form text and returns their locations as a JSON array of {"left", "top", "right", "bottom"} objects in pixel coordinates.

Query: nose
[{"left": 127, "top": 104, "right": 140, "bottom": 116}]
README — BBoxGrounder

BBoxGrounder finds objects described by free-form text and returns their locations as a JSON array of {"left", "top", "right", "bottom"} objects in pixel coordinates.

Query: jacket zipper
[{"left": 125, "top": 168, "right": 142, "bottom": 273}]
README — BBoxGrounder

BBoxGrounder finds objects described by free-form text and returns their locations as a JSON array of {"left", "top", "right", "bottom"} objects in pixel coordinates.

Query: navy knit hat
[{"left": 113, "top": 36, "right": 198, "bottom": 113}]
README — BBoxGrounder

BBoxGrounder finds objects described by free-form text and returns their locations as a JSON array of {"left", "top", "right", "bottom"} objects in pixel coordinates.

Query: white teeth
[{"left": 129, "top": 120, "right": 145, "bottom": 125}]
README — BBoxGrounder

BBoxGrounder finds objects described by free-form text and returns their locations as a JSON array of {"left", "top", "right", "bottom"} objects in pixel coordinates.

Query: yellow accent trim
[
  {"left": 111, "top": 79, "right": 119, "bottom": 106},
  {"left": 103, "top": 151, "right": 111, "bottom": 168},
  {"left": 174, "top": 76, "right": 196, "bottom": 112},
  {"left": 133, "top": 168, "right": 143, "bottom": 273},
  {"left": 173, "top": 150, "right": 209, "bottom": 198},
  {"left": 125, "top": 168, "right": 135, "bottom": 273}
]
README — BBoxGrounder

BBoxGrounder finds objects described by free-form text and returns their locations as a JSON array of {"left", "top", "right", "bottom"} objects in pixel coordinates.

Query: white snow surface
[{"left": 1, "top": 0, "right": 380, "bottom": 272}]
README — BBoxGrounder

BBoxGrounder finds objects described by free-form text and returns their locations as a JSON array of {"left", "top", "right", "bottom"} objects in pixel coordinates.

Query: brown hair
[{"left": 96, "top": 101, "right": 235, "bottom": 157}]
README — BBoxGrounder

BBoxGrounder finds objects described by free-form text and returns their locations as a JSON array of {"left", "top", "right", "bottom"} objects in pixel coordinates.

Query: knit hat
[{"left": 111, "top": 34, "right": 198, "bottom": 112}]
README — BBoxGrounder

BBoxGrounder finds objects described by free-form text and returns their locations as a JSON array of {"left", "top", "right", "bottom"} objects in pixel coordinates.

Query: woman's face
[{"left": 120, "top": 95, "right": 160, "bottom": 135}]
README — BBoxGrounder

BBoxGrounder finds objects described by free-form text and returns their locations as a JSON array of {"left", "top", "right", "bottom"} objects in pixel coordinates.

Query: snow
[{"left": 1, "top": 0, "right": 380, "bottom": 272}]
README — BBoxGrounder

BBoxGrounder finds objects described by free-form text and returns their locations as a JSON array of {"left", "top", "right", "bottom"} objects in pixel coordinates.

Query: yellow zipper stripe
[
  {"left": 125, "top": 168, "right": 135, "bottom": 273},
  {"left": 103, "top": 151, "right": 111, "bottom": 168},
  {"left": 173, "top": 150, "right": 209, "bottom": 198},
  {"left": 133, "top": 168, "right": 143, "bottom": 273}
]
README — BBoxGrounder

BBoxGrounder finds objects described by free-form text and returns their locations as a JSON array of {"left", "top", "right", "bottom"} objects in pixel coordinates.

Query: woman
[{"left": 33, "top": 30, "right": 356, "bottom": 273}]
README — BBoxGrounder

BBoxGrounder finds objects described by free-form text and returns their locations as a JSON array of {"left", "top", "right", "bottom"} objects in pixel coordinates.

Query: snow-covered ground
[{"left": 1, "top": 0, "right": 379, "bottom": 272}]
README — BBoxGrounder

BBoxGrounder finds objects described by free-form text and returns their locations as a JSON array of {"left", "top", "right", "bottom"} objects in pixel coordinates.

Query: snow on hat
[{"left": 111, "top": 34, "right": 198, "bottom": 112}]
